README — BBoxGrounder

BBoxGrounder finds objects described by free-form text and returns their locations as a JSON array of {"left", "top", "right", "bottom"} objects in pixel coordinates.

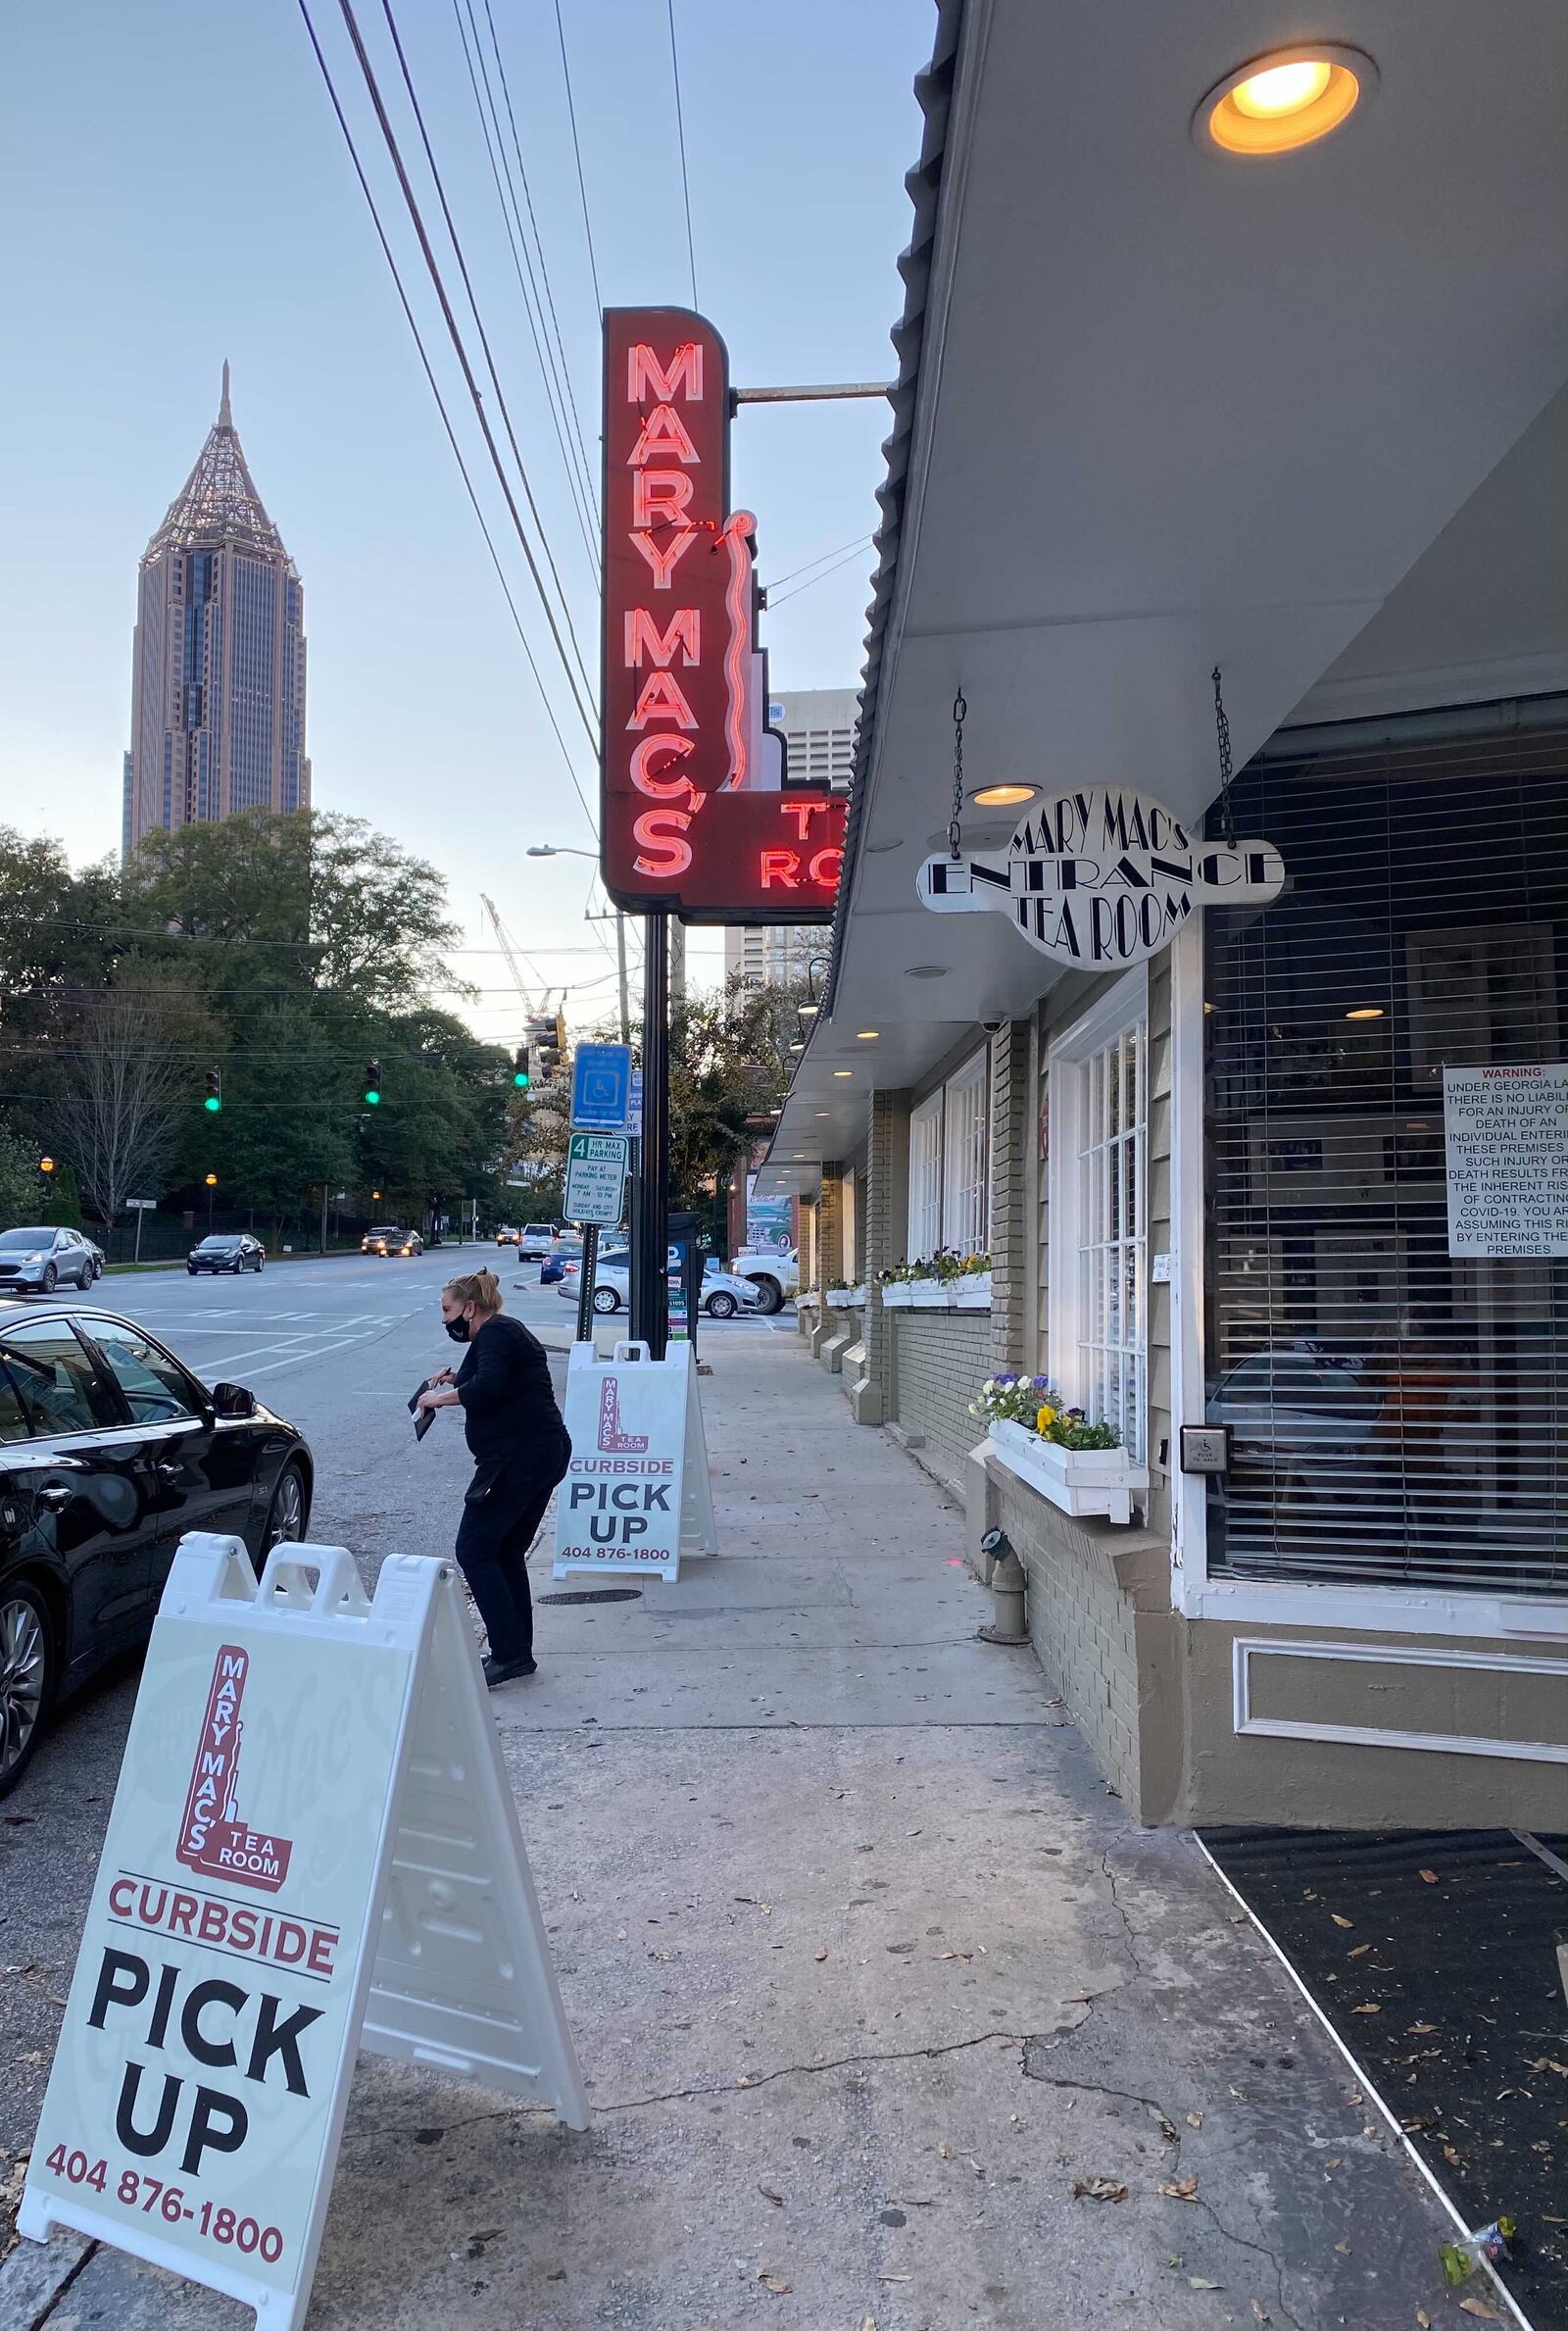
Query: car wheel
[
  {"left": 39, "top": 1264, "right": 57, "bottom": 1295},
  {"left": 262, "top": 1463, "right": 308, "bottom": 1559},
  {"left": 707, "top": 1290, "right": 737, "bottom": 1318},
  {"left": 749, "top": 1275, "right": 783, "bottom": 1315},
  {"left": 188, "top": 1265, "right": 198, "bottom": 1275},
  {"left": 0, "top": 1580, "right": 56, "bottom": 1800},
  {"left": 592, "top": 1285, "right": 620, "bottom": 1314},
  {"left": 255, "top": 1255, "right": 264, "bottom": 1272}
]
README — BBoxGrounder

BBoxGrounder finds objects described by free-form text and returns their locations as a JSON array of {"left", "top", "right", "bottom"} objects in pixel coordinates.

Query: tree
[
  {"left": 666, "top": 975, "right": 806, "bottom": 1209},
  {"left": 0, "top": 1117, "right": 43, "bottom": 1227},
  {"left": 52, "top": 987, "right": 192, "bottom": 1229}
]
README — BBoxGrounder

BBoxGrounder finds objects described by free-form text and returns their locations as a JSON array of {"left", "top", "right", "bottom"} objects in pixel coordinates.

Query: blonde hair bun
[{"left": 444, "top": 1266, "right": 503, "bottom": 1313}]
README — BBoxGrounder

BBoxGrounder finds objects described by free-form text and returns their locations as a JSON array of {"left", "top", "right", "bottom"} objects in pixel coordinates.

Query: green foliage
[
  {"left": 0, "top": 1118, "right": 47, "bottom": 1225},
  {"left": 0, "top": 811, "right": 507, "bottom": 1238}
]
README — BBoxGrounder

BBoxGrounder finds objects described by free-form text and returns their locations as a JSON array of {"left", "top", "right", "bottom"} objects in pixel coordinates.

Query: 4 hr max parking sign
[{"left": 600, "top": 308, "right": 847, "bottom": 922}]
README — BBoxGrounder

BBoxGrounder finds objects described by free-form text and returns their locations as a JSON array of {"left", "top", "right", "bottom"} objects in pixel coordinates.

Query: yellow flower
[{"left": 1036, "top": 1405, "right": 1056, "bottom": 1432}]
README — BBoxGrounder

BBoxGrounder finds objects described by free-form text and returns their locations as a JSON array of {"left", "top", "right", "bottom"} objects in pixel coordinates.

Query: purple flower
[
  {"left": 1032, "top": 1375, "right": 1051, "bottom": 1389},
  {"left": 995, "top": 1372, "right": 1016, "bottom": 1386}
]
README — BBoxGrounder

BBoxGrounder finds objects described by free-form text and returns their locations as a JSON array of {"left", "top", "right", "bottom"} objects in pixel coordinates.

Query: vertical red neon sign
[{"left": 601, "top": 308, "right": 847, "bottom": 921}]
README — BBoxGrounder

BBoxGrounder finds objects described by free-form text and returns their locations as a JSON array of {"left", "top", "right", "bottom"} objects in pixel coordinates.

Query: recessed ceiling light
[
  {"left": 1346, "top": 1006, "right": 1385, "bottom": 1021},
  {"left": 815, "top": 1111, "right": 830, "bottom": 1117},
  {"left": 1196, "top": 45, "right": 1375, "bottom": 156},
  {"left": 970, "top": 782, "right": 1038, "bottom": 809},
  {"left": 833, "top": 1069, "right": 853, "bottom": 1078},
  {"left": 856, "top": 1029, "right": 879, "bottom": 1040},
  {"left": 905, "top": 964, "right": 948, "bottom": 979}
]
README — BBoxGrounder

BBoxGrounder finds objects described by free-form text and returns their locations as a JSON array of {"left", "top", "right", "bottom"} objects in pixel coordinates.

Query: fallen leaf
[
  {"left": 1072, "top": 2175, "right": 1128, "bottom": 2204},
  {"left": 878, "top": 2274, "right": 912, "bottom": 2283},
  {"left": 1323, "top": 2157, "right": 1343, "bottom": 2169},
  {"left": 938, "top": 2144, "right": 955, "bottom": 2160},
  {"left": 1189, "top": 2276, "right": 1224, "bottom": 2291},
  {"left": 1418, "top": 1868, "right": 1439, "bottom": 1884},
  {"left": 759, "top": 2185, "right": 784, "bottom": 2207},
  {"left": 1417, "top": 2312, "right": 1432, "bottom": 2327},
  {"left": 860, "top": 2319, "right": 878, "bottom": 2331},
  {"left": 1348, "top": 1944, "right": 1372, "bottom": 1958},
  {"left": 1159, "top": 2176, "right": 1200, "bottom": 2202},
  {"left": 1335, "top": 2242, "right": 1350, "bottom": 2255},
  {"left": 1186, "top": 2112, "right": 1202, "bottom": 2130},
  {"left": 1331, "top": 1914, "right": 1353, "bottom": 1929},
  {"left": 1458, "top": 2303, "right": 1501, "bottom": 2322},
  {"left": 758, "top": 2273, "right": 792, "bottom": 2294},
  {"left": 1251, "top": 2304, "right": 1270, "bottom": 2323},
  {"left": 814, "top": 1949, "right": 828, "bottom": 1962},
  {"left": 1350, "top": 2004, "right": 1382, "bottom": 2015},
  {"left": 1408, "top": 2022, "right": 1438, "bottom": 2035}
]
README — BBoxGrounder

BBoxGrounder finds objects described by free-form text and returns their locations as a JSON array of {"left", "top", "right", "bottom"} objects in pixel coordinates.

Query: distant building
[
  {"left": 724, "top": 686, "right": 857, "bottom": 987},
  {"left": 123, "top": 365, "right": 310, "bottom": 854}
]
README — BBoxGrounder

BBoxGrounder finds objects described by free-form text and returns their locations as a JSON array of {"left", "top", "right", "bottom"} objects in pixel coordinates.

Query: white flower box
[
  {"left": 953, "top": 1273, "right": 992, "bottom": 1309},
  {"left": 989, "top": 1416, "right": 1149, "bottom": 1526},
  {"left": 825, "top": 1287, "right": 865, "bottom": 1310},
  {"left": 906, "top": 1278, "right": 954, "bottom": 1308},
  {"left": 878, "top": 1282, "right": 913, "bottom": 1308}
]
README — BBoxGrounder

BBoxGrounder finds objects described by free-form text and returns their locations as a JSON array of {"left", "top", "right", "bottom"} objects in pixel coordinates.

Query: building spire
[{"left": 219, "top": 359, "right": 231, "bottom": 428}]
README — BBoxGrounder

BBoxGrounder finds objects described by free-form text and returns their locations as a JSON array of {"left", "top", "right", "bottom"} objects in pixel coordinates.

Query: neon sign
[{"left": 601, "top": 308, "right": 848, "bottom": 921}]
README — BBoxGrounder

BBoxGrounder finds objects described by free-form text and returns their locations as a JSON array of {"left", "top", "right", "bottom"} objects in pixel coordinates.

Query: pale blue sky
[{"left": 0, "top": 0, "right": 932, "bottom": 1033}]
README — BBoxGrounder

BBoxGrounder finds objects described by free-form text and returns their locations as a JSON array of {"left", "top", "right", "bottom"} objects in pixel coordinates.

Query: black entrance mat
[{"left": 1199, "top": 1826, "right": 1568, "bottom": 2329}]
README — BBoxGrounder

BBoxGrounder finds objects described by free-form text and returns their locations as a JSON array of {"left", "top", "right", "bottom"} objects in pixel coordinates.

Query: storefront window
[
  {"left": 1049, "top": 978, "right": 1148, "bottom": 1462},
  {"left": 1202, "top": 701, "right": 1567, "bottom": 1597},
  {"left": 906, "top": 1053, "right": 989, "bottom": 1259}
]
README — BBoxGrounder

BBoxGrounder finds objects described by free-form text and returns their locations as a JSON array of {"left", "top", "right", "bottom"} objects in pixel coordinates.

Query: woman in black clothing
[{"left": 416, "top": 1267, "right": 570, "bottom": 1687}]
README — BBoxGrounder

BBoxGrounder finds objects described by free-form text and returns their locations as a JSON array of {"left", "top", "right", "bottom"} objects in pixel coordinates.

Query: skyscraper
[
  {"left": 724, "top": 687, "right": 858, "bottom": 987},
  {"left": 122, "top": 365, "right": 310, "bottom": 853}
]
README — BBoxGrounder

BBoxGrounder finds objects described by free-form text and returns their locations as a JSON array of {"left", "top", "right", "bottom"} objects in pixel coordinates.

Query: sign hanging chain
[
  {"left": 949, "top": 688, "right": 967, "bottom": 860},
  {"left": 1211, "top": 666, "right": 1238, "bottom": 849}
]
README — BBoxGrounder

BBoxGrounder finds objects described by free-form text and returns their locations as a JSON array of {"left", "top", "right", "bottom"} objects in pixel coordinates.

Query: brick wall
[{"left": 888, "top": 1309, "right": 993, "bottom": 1499}]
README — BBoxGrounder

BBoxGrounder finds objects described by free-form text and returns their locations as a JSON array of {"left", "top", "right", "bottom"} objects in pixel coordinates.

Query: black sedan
[
  {"left": 187, "top": 1232, "right": 266, "bottom": 1276},
  {"left": 0, "top": 1302, "right": 313, "bottom": 1796}
]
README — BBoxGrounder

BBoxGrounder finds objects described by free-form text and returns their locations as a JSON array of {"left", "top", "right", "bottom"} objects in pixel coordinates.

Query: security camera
[{"left": 981, "top": 1015, "right": 1006, "bottom": 1035}]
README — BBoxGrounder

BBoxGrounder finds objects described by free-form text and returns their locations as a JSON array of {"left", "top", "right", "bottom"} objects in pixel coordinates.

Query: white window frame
[
  {"left": 1048, "top": 968, "right": 1149, "bottom": 1463},
  {"left": 907, "top": 1090, "right": 944, "bottom": 1260},
  {"left": 940, "top": 1051, "right": 988, "bottom": 1254},
  {"left": 1166, "top": 918, "right": 1567, "bottom": 1646}
]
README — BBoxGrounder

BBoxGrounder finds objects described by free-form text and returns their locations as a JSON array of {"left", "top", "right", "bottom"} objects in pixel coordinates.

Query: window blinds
[{"left": 1202, "top": 701, "right": 1567, "bottom": 1598}]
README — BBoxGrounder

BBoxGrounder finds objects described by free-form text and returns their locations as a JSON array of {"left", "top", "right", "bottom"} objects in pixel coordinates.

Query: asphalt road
[{"left": 0, "top": 1243, "right": 782, "bottom": 2168}]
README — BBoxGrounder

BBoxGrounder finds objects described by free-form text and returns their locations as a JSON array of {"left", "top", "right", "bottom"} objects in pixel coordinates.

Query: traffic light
[
  {"left": 513, "top": 1048, "right": 530, "bottom": 1090},
  {"left": 526, "top": 1015, "right": 563, "bottom": 1086},
  {"left": 204, "top": 1069, "right": 221, "bottom": 1113},
  {"left": 364, "top": 1062, "right": 381, "bottom": 1106}
]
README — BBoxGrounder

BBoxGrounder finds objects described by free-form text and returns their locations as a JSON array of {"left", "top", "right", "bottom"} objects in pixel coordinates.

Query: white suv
[{"left": 728, "top": 1247, "right": 798, "bottom": 1315}]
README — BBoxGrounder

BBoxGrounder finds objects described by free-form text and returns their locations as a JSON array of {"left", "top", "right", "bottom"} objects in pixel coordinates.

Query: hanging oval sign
[{"left": 916, "top": 785, "right": 1284, "bottom": 968}]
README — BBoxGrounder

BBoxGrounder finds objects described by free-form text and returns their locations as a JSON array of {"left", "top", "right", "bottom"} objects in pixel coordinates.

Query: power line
[
  {"left": 552, "top": 0, "right": 602, "bottom": 320},
  {"left": 294, "top": 0, "right": 598, "bottom": 832},
  {"left": 766, "top": 542, "right": 872, "bottom": 609},
  {"left": 451, "top": 0, "right": 600, "bottom": 570},
  {"left": 371, "top": 0, "right": 598, "bottom": 710},
  {"left": 479, "top": 0, "right": 602, "bottom": 530},
  {"left": 322, "top": 0, "right": 599, "bottom": 753},
  {"left": 666, "top": 0, "right": 698, "bottom": 308},
  {"left": 762, "top": 534, "right": 871, "bottom": 593}
]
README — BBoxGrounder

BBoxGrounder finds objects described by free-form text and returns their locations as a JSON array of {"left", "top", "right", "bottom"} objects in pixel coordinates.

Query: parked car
[
  {"left": 518, "top": 1224, "right": 560, "bottom": 1257},
  {"left": 0, "top": 1227, "right": 101, "bottom": 1297},
  {"left": 0, "top": 1300, "right": 313, "bottom": 1796},
  {"left": 729, "top": 1246, "right": 799, "bottom": 1315},
  {"left": 558, "top": 1259, "right": 762, "bottom": 1319},
  {"left": 362, "top": 1225, "right": 422, "bottom": 1257},
  {"left": 187, "top": 1233, "right": 265, "bottom": 1276},
  {"left": 539, "top": 1236, "right": 584, "bottom": 1285}
]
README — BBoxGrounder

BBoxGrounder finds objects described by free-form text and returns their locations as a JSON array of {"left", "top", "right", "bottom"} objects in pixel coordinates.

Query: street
[{"left": 1, "top": 1262, "right": 1463, "bottom": 2331}]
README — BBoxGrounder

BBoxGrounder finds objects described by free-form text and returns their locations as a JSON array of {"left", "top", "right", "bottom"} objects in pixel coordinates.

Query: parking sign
[{"left": 571, "top": 1043, "right": 632, "bottom": 1132}]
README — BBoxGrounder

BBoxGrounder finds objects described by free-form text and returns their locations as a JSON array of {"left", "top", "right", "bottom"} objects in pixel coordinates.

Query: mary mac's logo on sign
[
  {"left": 176, "top": 1645, "right": 293, "bottom": 1892},
  {"left": 918, "top": 786, "right": 1284, "bottom": 967}
]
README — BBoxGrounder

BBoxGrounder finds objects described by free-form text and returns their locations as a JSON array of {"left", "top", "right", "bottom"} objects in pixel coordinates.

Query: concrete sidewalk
[{"left": 7, "top": 1328, "right": 1466, "bottom": 2330}]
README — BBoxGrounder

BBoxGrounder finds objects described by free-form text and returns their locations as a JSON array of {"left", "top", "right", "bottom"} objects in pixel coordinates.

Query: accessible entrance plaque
[{"left": 20, "top": 1535, "right": 587, "bottom": 2329}]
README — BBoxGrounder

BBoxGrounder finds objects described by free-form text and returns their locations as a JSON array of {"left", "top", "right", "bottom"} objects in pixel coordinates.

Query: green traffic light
[
  {"left": 204, "top": 1095, "right": 221, "bottom": 1113},
  {"left": 365, "top": 1090, "right": 380, "bottom": 1107},
  {"left": 513, "top": 1070, "right": 529, "bottom": 1089}
]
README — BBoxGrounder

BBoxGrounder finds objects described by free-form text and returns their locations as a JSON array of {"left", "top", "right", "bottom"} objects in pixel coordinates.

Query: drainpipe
[{"left": 976, "top": 1527, "right": 1029, "bottom": 1647}]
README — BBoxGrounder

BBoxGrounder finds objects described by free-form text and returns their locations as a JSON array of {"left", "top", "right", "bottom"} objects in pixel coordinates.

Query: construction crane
[{"left": 481, "top": 894, "right": 567, "bottom": 1081}]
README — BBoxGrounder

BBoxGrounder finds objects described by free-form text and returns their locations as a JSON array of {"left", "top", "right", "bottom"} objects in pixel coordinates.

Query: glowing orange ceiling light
[{"left": 1197, "top": 46, "right": 1375, "bottom": 156}]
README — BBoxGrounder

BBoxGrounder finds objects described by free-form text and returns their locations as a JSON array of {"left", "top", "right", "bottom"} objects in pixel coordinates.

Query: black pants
[{"left": 454, "top": 1455, "right": 564, "bottom": 1664}]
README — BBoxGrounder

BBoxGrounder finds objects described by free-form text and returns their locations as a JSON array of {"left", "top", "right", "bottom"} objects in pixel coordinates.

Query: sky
[{"left": 0, "top": 0, "right": 934, "bottom": 1045}]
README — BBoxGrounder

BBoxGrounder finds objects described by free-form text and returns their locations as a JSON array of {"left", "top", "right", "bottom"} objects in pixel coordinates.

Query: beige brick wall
[{"left": 888, "top": 1309, "right": 993, "bottom": 1499}]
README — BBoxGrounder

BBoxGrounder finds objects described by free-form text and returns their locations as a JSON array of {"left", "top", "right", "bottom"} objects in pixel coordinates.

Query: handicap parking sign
[{"left": 571, "top": 1044, "right": 633, "bottom": 1132}]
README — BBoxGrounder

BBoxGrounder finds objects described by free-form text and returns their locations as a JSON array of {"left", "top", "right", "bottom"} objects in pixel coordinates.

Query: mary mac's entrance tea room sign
[{"left": 918, "top": 786, "right": 1285, "bottom": 967}]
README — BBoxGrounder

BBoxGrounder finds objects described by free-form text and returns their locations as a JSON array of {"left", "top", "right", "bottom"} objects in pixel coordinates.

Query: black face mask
[{"left": 444, "top": 1314, "right": 471, "bottom": 1344}]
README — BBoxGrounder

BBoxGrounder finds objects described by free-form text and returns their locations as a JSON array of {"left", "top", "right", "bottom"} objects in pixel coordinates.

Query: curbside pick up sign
[
  {"left": 21, "top": 1536, "right": 587, "bottom": 2329},
  {"left": 917, "top": 785, "right": 1284, "bottom": 967}
]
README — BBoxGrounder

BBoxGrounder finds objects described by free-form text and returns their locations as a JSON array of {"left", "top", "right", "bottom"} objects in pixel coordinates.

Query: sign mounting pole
[{"left": 633, "top": 910, "right": 670, "bottom": 1359}]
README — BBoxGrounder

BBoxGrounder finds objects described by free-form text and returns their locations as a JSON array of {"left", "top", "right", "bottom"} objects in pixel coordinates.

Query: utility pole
[
  {"left": 669, "top": 918, "right": 686, "bottom": 1017},
  {"left": 615, "top": 910, "right": 631, "bottom": 1044},
  {"left": 630, "top": 911, "right": 670, "bottom": 1360}
]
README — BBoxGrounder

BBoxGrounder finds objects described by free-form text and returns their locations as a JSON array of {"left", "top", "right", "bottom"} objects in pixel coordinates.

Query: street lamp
[
  {"left": 38, "top": 1155, "right": 55, "bottom": 1175},
  {"left": 526, "top": 843, "right": 631, "bottom": 1043},
  {"left": 204, "top": 1171, "right": 219, "bottom": 1233}
]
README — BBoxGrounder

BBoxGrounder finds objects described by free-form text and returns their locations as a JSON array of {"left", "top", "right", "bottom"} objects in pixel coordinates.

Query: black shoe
[{"left": 483, "top": 1654, "right": 537, "bottom": 1689}]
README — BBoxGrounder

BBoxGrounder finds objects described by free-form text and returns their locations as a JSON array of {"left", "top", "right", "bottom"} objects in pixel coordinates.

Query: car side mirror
[{"left": 211, "top": 1381, "right": 258, "bottom": 1419}]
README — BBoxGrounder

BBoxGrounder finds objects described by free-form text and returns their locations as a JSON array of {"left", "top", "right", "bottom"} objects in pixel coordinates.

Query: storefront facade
[{"left": 762, "top": 0, "right": 1566, "bottom": 1827}]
